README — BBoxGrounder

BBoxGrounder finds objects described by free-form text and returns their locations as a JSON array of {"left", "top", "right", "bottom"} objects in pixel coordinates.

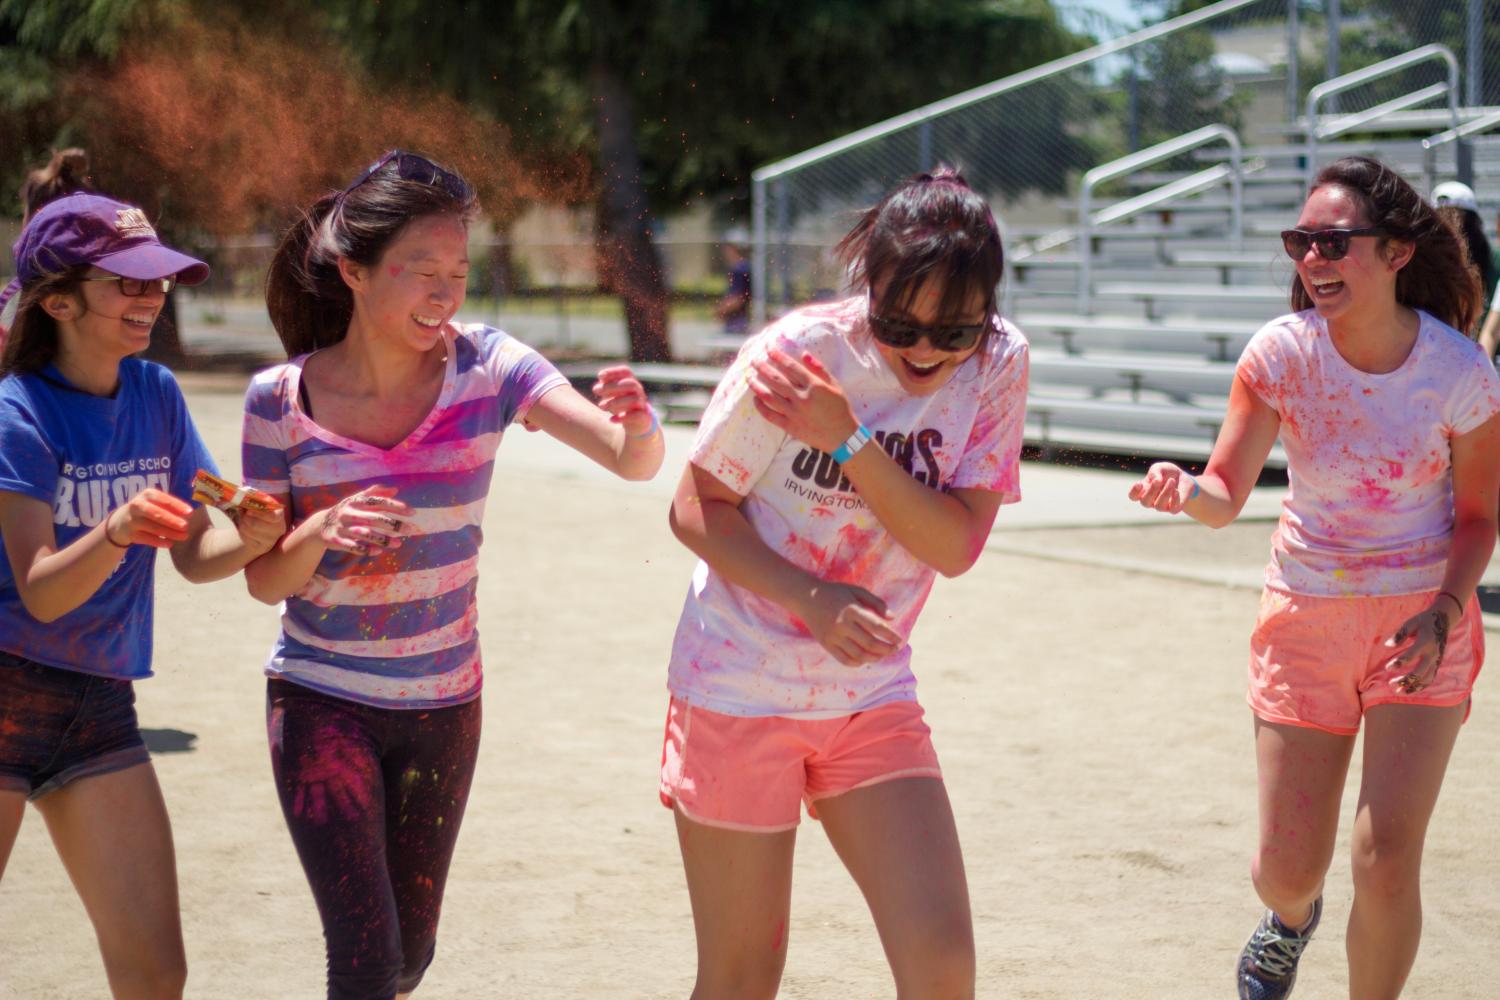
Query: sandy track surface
[{"left": 3, "top": 379, "right": 1497, "bottom": 998}]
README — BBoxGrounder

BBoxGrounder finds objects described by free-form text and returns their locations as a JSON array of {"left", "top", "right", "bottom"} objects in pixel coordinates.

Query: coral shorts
[
  {"left": 659, "top": 696, "right": 942, "bottom": 832},
  {"left": 1248, "top": 588, "right": 1484, "bottom": 736}
]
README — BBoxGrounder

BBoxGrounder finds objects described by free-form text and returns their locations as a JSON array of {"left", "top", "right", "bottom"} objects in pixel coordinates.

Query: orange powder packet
[{"left": 191, "top": 469, "right": 283, "bottom": 514}]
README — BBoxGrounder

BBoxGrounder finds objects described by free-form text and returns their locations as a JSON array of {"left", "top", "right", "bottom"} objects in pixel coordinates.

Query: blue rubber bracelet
[
  {"left": 628, "top": 408, "right": 660, "bottom": 439},
  {"left": 831, "top": 424, "right": 872, "bottom": 463},
  {"left": 1186, "top": 476, "right": 1200, "bottom": 501}
]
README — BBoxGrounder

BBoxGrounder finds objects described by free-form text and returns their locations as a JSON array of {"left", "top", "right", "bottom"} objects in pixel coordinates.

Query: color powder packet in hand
[{"left": 191, "top": 469, "right": 283, "bottom": 513}]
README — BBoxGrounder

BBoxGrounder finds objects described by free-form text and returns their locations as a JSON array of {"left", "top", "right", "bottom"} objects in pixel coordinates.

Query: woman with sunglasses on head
[
  {"left": 242, "top": 150, "right": 663, "bottom": 1000},
  {"left": 0, "top": 193, "right": 285, "bottom": 999},
  {"left": 1129, "top": 156, "right": 1500, "bottom": 999},
  {"left": 663, "top": 167, "right": 1028, "bottom": 998}
]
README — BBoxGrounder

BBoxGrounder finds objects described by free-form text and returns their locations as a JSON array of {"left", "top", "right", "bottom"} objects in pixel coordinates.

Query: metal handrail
[
  {"left": 1421, "top": 109, "right": 1500, "bottom": 193},
  {"left": 748, "top": 0, "right": 1266, "bottom": 329},
  {"left": 1304, "top": 45, "right": 1460, "bottom": 188},
  {"left": 1077, "top": 125, "right": 1244, "bottom": 314}
]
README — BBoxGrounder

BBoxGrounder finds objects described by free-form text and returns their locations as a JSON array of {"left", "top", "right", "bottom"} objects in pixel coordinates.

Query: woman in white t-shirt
[
  {"left": 662, "top": 168, "right": 1029, "bottom": 996},
  {"left": 1129, "top": 156, "right": 1500, "bottom": 999}
]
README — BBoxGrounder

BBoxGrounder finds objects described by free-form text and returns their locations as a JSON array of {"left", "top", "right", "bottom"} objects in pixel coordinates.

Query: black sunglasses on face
[
  {"left": 867, "top": 295, "right": 992, "bottom": 352},
  {"left": 82, "top": 275, "right": 177, "bottom": 296},
  {"left": 1280, "top": 227, "right": 1387, "bottom": 262},
  {"left": 342, "top": 150, "right": 472, "bottom": 202}
]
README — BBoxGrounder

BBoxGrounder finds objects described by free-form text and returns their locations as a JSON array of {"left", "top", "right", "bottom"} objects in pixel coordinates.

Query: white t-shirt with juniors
[
  {"left": 667, "top": 296, "right": 1030, "bottom": 718},
  {"left": 1237, "top": 308, "right": 1500, "bottom": 597}
]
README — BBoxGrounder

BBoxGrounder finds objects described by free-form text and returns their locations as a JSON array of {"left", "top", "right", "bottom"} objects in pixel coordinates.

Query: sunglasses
[
  {"left": 867, "top": 295, "right": 992, "bottom": 352},
  {"left": 1280, "top": 227, "right": 1387, "bottom": 262},
  {"left": 82, "top": 275, "right": 177, "bottom": 296},
  {"left": 342, "top": 150, "right": 473, "bottom": 202}
]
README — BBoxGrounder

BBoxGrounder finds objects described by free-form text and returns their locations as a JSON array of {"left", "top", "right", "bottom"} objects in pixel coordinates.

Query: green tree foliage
[{"left": 323, "top": 0, "right": 1092, "bottom": 360}]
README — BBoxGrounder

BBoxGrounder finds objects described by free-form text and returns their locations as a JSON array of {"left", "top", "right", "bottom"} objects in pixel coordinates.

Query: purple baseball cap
[{"left": 11, "top": 193, "right": 209, "bottom": 290}]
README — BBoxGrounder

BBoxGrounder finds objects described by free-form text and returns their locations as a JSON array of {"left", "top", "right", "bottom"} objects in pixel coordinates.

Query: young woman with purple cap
[
  {"left": 242, "top": 150, "right": 663, "bottom": 1000},
  {"left": 0, "top": 193, "right": 286, "bottom": 998}
]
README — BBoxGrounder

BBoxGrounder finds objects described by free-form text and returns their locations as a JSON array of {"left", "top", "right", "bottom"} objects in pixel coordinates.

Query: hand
[
  {"left": 796, "top": 580, "right": 904, "bottom": 667},
  {"left": 750, "top": 349, "right": 857, "bottom": 452},
  {"left": 230, "top": 503, "right": 288, "bottom": 555},
  {"left": 105, "top": 488, "right": 193, "bottom": 549},
  {"left": 317, "top": 486, "right": 412, "bottom": 556},
  {"left": 593, "top": 366, "right": 656, "bottom": 437},
  {"left": 1383, "top": 605, "right": 1455, "bottom": 694},
  {"left": 1127, "top": 462, "right": 1197, "bottom": 514}
]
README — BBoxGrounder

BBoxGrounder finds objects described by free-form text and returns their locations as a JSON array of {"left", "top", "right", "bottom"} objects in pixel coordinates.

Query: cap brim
[{"left": 92, "top": 244, "right": 210, "bottom": 286}]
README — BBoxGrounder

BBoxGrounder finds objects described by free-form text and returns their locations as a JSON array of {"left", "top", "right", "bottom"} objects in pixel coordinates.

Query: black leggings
[{"left": 267, "top": 679, "right": 481, "bottom": 1000}]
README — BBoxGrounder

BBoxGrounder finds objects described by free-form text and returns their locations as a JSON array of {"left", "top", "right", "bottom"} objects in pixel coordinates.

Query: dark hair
[
  {"left": 265, "top": 152, "right": 478, "bottom": 357},
  {"left": 836, "top": 166, "right": 1004, "bottom": 326},
  {"left": 20, "top": 148, "right": 93, "bottom": 225},
  {"left": 0, "top": 265, "right": 90, "bottom": 377},
  {"left": 1294, "top": 157, "right": 1481, "bottom": 333},
  {"left": 1441, "top": 204, "right": 1495, "bottom": 318}
]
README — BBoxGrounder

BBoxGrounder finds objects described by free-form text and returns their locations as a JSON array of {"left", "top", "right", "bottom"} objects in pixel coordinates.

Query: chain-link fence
[{"left": 751, "top": 0, "right": 1500, "bottom": 324}]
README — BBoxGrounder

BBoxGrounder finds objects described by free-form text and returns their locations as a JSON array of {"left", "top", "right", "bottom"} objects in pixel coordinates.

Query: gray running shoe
[{"left": 1236, "top": 896, "right": 1322, "bottom": 1000}]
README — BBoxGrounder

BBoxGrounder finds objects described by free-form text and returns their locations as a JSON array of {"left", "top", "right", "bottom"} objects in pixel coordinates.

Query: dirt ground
[{"left": 3, "top": 377, "right": 1498, "bottom": 999}]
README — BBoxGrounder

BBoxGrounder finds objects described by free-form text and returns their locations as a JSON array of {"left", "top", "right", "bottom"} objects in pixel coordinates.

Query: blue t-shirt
[{"left": 0, "top": 360, "right": 217, "bottom": 679}]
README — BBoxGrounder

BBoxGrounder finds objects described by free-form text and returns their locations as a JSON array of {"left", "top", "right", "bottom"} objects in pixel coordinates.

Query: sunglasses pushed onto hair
[
  {"left": 1280, "top": 227, "right": 1387, "bottom": 262},
  {"left": 342, "top": 150, "right": 473, "bottom": 202}
]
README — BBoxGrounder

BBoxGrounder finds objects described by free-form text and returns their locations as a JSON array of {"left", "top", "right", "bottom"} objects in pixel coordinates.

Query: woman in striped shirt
[{"left": 242, "top": 151, "right": 663, "bottom": 1000}]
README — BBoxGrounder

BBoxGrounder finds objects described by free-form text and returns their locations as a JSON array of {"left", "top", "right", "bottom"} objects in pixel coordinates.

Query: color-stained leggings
[{"left": 267, "top": 678, "right": 481, "bottom": 1000}]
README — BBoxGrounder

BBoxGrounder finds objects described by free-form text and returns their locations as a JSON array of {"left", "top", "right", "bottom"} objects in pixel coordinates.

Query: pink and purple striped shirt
[{"left": 241, "top": 324, "right": 566, "bottom": 708}]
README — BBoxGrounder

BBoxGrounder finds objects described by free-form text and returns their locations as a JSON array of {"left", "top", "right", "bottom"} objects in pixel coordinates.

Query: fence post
[
  {"left": 1468, "top": 0, "right": 1482, "bottom": 108},
  {"left": 775, "top": 180, "right": 792, "bottom": 310},
  {"left": 1326, "top": 0, "right": 1341, "bottom": 115},
  {"left": 751, "top": 176, "right": 767, "bottom": 331},
  {"left": 1285, "top": 0, "right": 1299, "bottom": 123}
]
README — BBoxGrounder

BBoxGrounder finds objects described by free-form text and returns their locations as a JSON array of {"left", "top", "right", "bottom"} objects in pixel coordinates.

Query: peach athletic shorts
[
  {"left": 658, "top": 696, "right": 942, "bottom": 832},
  {"left": 1248, "top": 588, "right": 1484, "bottom": 736}
]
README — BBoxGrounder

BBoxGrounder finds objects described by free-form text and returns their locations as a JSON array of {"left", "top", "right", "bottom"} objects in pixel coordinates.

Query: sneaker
[{"left": 1236, "top": 896, "right": 1322, "bottom": 1000}]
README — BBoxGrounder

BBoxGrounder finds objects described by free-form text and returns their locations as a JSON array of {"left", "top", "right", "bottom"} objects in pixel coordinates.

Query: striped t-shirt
[{"left": 241, "top": 323, "right": 566, "bottom": 708}]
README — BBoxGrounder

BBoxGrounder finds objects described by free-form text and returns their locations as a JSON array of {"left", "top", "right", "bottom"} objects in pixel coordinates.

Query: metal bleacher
[{"left": 619, "top": 35, "right": 1500, "bottom": 471}]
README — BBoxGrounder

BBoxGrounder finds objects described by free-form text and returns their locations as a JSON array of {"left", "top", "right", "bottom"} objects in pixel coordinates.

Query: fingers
[
  {"left": 141, "top": 488, "right": 193, "bottom": 518},
  {"left": 749, "top": 378, "right": 791, "bottom": 420},
  {"left": 849, "top": 586, "right": 890, "bottom": 618}
]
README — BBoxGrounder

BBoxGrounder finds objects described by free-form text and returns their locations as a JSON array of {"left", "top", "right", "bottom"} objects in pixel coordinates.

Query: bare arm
[
  {"left": 749, "top": 349, "right": 1004, "bottom": 577},
  {"left": 1477, "top": 298, "right": 1500, "bottom": 361},
  {"left": 668, "top": 462, "right": 902, "bottom": 666},
  {"left": 169, "top": 504, "right": 285, "bottom": 584},
  {"left": 523, "top": 367, "right": 664, "bottom": 481},
  {"left": 1382, "top": 412, "right": 1500, "bottom": 691},
  {"left": 1129, "top": 373, "right": 1281, "bottom": 528},
  {"left": 243, "top": 486, "right": 411, "bottom": 605},
  {"left": 0, "top": 487, "right": 190, "bottom": 623}
]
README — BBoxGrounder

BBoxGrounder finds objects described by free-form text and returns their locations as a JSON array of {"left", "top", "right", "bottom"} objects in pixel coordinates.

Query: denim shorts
[{"left": 0, "top": 650, "right": 151, "bottom": 800}]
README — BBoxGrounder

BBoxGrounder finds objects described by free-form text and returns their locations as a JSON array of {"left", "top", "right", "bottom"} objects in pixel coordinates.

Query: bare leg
[
  {"left": 1345, "top": 702, "right": 1465, "bottom": 1000},
  {"left": 675, "top": 808, "right": 797, "bottom": 1000},
  {"left": 34, "top": 762, "right": 186, "bottom": 1000},
  {"left": 1251, "top": 718, "right": 1355, "bottom": 928},
  {"left": 817, "top": 778, "right": 974, "bottom": 1000},
  {"left": 0, "top": 788, "right": 25, "bottom": 878}
]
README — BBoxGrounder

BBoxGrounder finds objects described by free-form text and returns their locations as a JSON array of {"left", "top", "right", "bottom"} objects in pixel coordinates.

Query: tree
[{"left": 325, "top": 0, "right": 1092, "bottom": 361}]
